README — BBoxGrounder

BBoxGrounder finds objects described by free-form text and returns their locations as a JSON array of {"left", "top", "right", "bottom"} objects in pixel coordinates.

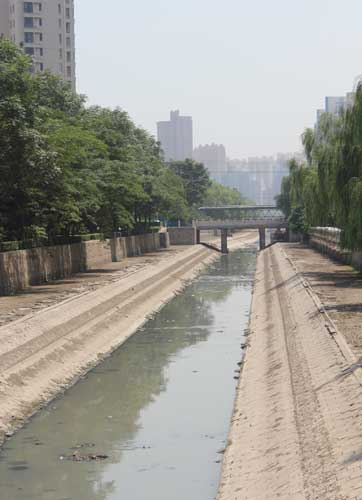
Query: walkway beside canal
[{"left": 218, "top": 243, "right": 362, "bottom": 500}]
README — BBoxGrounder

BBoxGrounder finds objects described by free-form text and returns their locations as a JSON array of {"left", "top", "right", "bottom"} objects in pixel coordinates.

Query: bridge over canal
[{"left": 195, "top": 205, "right": 288, "bottom": 253}]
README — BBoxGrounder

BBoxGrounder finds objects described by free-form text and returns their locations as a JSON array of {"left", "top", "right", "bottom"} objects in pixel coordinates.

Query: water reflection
[{"left": 0, "top": 247, "right": 256, "bottom": 500}]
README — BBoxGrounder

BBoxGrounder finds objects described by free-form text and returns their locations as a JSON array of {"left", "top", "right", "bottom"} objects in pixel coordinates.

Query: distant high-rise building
[
  {"left": 325, "top": 96, "right": 346, "bottom": 115},
  {"left": 193, "top": 144, "right": 227, "bottom": 182},
  {"left": 316, "top": 92, "right": 356, "bottom": 126},
  {"left": 157, "top": 110, "right": 193, "bottom": 161},
  {"left": 0, "top": 0, "right": 76, "bottom": 89}
]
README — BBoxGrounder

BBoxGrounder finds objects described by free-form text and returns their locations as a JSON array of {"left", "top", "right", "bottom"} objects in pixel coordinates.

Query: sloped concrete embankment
[
  {"left": 0, "top": 244, "right": 221, "bottom": 444},
  {"left": 218, "top": 243, "right": 362, "bottom": 500}
]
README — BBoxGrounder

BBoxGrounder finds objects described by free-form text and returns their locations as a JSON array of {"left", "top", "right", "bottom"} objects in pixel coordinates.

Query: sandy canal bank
[
  {"left": 0, "top": 231, "right": 257, "bottom": 446},
  {"left": 218, "top": 242, "right": 362, "bottom": 500}
]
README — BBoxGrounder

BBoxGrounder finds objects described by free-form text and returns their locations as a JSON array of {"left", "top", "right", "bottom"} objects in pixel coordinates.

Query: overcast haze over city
[{"left": 75, "top": 0, "right": 362, "bottom": 158}]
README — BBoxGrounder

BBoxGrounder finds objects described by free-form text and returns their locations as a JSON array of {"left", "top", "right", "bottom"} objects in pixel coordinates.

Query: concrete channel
[{"left": 0, "top": 237, "right": 258, "bottom": 500}]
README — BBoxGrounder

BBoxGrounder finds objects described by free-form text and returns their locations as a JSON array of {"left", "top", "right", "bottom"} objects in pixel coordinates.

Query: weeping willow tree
[
  {"left": 334, "top": 84, "right": 362, "bottom": 249},
  {"left": 277, "top": 81, "right": 362, "bottom": 250},
  {"left": 276, "top": 158, "right": 322, "bottom": 232}
]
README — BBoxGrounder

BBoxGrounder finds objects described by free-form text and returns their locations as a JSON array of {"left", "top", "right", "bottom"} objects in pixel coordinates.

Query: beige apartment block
[
  {"left": 157, "top": 110, "right": 193, "bottom": 162},
  {"left": 0, "top": 0, "right": 76, "bottom": 89}
]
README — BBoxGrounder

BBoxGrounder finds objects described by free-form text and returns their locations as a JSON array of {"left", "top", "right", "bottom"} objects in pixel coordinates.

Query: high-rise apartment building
[
  {"left": 0, "top": 0, "right": 76, "bottom": 89},
  {"left": 157, "top": 110, "right": 193, "bottom": 161},
  {"left": 316, "top": 92, "right": 355, "bottom": 126},
  {"left": 193, "top": 144, "right": 227, "bottom": 182},
  {"left": 325, "top": 96, "right": 346, "bottom": 115}
]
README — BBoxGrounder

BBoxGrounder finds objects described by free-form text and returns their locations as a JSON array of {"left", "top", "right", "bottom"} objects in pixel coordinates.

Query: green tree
[
  {"left": 0, "top": 40, "right": 60, "bottom": 241},
  {"left": 0, "top": 38, "right": 218, "bottom": 243},
  {"left": 169, "top": 159, "right": 211, "bottom": 209},
  {"left": 202, "top": 181, "right": 251, "bottom": 207}
]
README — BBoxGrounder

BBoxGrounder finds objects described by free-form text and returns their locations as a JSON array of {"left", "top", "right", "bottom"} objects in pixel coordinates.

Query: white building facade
[
  {"left": 157, "top": 110, "right": 193, "bottom": 161},
  {"left": 0, "top": 0, "right": 76, "bottom": 89}
]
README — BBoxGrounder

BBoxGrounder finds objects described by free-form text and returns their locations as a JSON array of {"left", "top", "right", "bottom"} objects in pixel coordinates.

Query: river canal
[{"left": 0, "top": 246, "right": 256, "bottom": 500}]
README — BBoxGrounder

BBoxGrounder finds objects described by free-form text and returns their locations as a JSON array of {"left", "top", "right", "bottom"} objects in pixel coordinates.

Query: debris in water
[
  {"left": 71, "top": 442, "right": 95, "bottom": 450},
  {"left": 60, "top": 451, "right": 108, "bottom": 462}
]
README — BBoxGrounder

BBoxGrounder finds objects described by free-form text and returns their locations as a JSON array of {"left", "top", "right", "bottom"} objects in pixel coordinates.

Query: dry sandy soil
[
  {"left": 218, "top": 243, "right": 362, "bottom": 500},
  {"left": 0, "top": 232, "right": 257, "bottom": 445}
]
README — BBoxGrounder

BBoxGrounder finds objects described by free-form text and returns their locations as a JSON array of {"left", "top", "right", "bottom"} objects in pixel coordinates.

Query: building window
[
  {"left": 35, "top": 47, "right": 43, "bottom": 56},
  {"left": 59, "top": 33, "right": 62, "bottom": 44},
  {"left": 59, "top": 48, "right": 63, "bottom": 59},
  {"left": 24, "top": 2, "right": 33, "bottom": 13},
  {"left": 24, "top": 17, "right": 34, "bottom": 28},
  {"left": 66, "top": 22, "right": 70, "bottom": 33},
  {"left": 66, "top": 66, "right": 71, "bottom": 77},
  {"left": 66, "top": 51, "right": 71, "bottom": 62},
  {"left": 66, "top": 37, "right": 71, "bottom": 48},
  {"left": 58, "top": 3, "right": 61, "bottom": 14},
  {"left": 58, "top": 19, "right": 62, "bottom": 28},
  {"left": 24, "top": 31, "right": 34, "bottom": 43},
  {"left": 66, "top": 7, "right": 70, "bottom": 18},
  {"left": 25, "top": 46, "right": 34, "bottom": 55}
]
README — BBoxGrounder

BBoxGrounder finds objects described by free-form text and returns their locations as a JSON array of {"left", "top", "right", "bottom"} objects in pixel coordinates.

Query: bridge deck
[{"left": 195, "top": 219, "right": 288, "bottom": 230}]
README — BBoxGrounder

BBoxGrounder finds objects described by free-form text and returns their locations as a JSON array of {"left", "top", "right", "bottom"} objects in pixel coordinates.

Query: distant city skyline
[{"left": 72, "top": 0, "right": 362, "bottom": 157}]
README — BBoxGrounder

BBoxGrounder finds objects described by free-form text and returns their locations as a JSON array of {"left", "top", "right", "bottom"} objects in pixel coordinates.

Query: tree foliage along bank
[
  {"left": 0, "top": 39, "right": 248, "bottom": 244},
  {"left": 276, "top": 82, "right": 362, "bottom": 250}
]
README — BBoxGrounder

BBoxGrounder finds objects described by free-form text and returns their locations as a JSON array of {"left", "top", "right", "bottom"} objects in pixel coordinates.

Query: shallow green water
[{"left": 0, "top": 247, "right": 256, "bottom": 500}]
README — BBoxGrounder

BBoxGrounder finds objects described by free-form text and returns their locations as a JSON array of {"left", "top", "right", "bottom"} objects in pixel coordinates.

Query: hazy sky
[{"left": 75, "top": 0, "right": 362, "bottom": 158}]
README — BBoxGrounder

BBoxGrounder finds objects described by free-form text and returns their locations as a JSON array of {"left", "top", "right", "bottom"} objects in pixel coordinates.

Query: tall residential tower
[
  {"left": 157, "top": 110, "right": 193, "bottom": 162},
  {"left": 193, "top": 143, "right": 227, "bottom": 182},
  {"left": 0, "top": 0, "right": 76, "bottom": 89}
]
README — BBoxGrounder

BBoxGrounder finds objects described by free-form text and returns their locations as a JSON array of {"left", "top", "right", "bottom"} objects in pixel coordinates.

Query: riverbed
[{"left": 0, "top": 247, "right": 256, "bottom": 500}]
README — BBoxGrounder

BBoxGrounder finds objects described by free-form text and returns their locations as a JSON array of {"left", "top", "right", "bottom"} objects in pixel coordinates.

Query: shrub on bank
[{"left": 0, "top": 234, "right": 106, "bottom": 252}]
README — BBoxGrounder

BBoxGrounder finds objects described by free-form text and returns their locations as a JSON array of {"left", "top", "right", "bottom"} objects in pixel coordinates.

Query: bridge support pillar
[
  {"left": 221, "top": 229, "right": 228, "bottom": 254},
  {"left": 259, "top": 227, "right": 266, "bottom": 250}
]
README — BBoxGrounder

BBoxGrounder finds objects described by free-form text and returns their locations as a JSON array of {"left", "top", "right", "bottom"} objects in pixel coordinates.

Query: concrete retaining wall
[
  {"left": 168, "top": 227, "right": 197, "bottom": 245},
  {"left": 308, "top": 227, "right": 362, "bottom": 270},
  {"left": 309, "top": 227, "right": 348, "bottom": 262},
  {"left": 0, "top": 233, "right": 170, "bottom": 296},
  {"left": 82, "top": 240, "right": 112, "bottom": 270}
]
